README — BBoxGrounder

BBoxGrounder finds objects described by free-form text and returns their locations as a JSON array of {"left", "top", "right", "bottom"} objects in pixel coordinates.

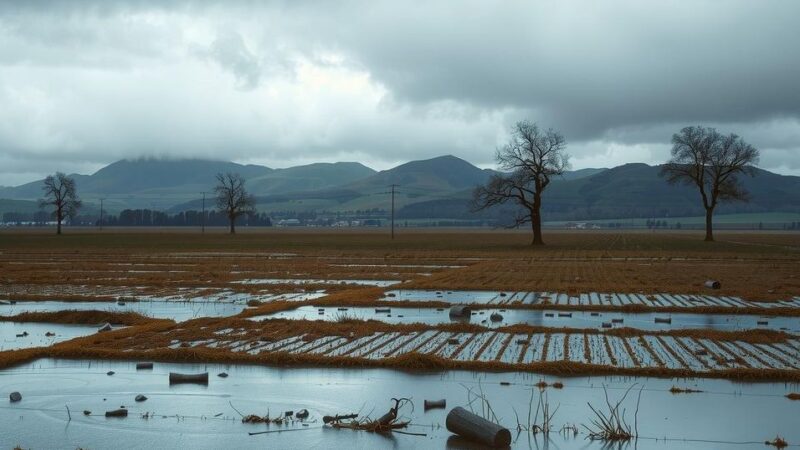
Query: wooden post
[{"left": 446, "top": 407, "right": 511, "bottom": 448}]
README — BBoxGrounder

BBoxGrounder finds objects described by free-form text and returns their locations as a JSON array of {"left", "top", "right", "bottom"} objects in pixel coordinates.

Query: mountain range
[{"left": 1, "top": 155, "right": 798, "bottom": 222}]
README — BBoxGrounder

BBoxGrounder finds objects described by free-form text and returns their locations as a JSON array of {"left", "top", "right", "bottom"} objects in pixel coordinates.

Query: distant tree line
[{"left": 102, "top": 209, "right": 271, "bottom": 227}]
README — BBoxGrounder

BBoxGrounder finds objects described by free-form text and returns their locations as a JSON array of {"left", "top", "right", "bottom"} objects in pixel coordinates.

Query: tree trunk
[
  {"left": 704, "top": 207, "right": 714, "bottom": 242},
  {"left": 56, "top": 209, "right": 62, "bottom": 235},
  {"left": 229, "top": 217, "right": 235, "bottom": 234},
  {"left": 531, "top": 194, "right": 544, "bottom": 246}
]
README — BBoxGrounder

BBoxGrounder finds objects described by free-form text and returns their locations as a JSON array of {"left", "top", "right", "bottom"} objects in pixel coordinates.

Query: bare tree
[
  {"left": 214, "top": 172, "right": 255, "bottom": 234},
  {"left": 472, "top": 121, "right": 570, "bottom": 245},
  {"left": 39, "top": 172, "right": 82, "bottom": 235},
  {"left": 660, "top": 126, "right": 759, "bottom": 242}
]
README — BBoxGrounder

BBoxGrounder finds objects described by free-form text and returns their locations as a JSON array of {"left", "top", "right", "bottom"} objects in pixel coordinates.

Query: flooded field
[
  {"left": 0, "top": 322, "right": 101, "bottom": 351},
  {"left": 253, "top": 305, "right": 800, "bottom": 333},
  {"left": 0, "top": 300, "right": 250, "bottom": 322},
  {"left": 1, "top": 231, "right": 799, "bottom": 448},
  {"left": 383, "top": 289, "right": 800, "bottom": 311},
  {"left": 1, "top": 359, "right": 798, "bottom": 449}
]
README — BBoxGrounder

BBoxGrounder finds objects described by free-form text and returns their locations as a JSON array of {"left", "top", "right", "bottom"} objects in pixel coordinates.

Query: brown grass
[
  {"left": 786, "top": 393, "right": 800, "bottom": 400},
  {"left": 0, "top": 310, "right": 161, "bottom": 326}
]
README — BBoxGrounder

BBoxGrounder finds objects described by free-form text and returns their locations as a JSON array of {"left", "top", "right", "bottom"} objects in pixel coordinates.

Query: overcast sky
[{"left": 1, "top": 1, "right": 799, "bottom": 186}]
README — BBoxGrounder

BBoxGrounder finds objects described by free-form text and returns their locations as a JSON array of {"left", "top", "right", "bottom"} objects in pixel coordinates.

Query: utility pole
[
  {"left": 99, "top": 198, "right": 105, "bottom": 231},
  {"left": 390, "top": 184, "right": 397, "bottom": 239},
  {"left": 201, "top": 192, "right": 206, "bottom": 234}
]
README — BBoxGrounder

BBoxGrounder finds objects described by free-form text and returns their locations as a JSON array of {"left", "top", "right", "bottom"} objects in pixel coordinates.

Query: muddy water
[
  {"left": 0, "top": 359, "right": 797, "bottom": 449},
  {"left": 0, "top": 323, "right": 100, "bottom": 351},
  {"left": 0, "top": 300, "right": 250, "bottom": 322},
  {"left": 252, "top": 305, "right": 800, "bottom": 333}
]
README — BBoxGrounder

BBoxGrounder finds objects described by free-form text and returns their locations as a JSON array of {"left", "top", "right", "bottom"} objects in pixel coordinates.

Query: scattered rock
[
  {"left": 296, "top": 409, "right": 309, "bottom": 419},
  {"left": 16, "top": 332, "right": 29, "bottom": 337},
  {"left": 45, "top": 331, "right": 55, "bottom": 337},
  {"left": 83, "top": 410, "right": 91, "bottom": 416},
  {"left": 704, "top": 280, "right": 721, "bottom": 289},
  {"left": 107, "top": 371, "right": 115, "bottom": 376},
  {"left": 285, "top": 410, "right": 293, "bottom": 417},
  {"left": 489, "top": 313, "right": 503, "bottom": 322},
  {"left": 217, "top": 372, "right": 229, "bottom": 378},
  {"left": 98, "top": 323, "right": 113, "bottom": 332},
  {"left": 135, "top": 394, "right": 147, "bottom": 402},
  {"left": 9, "top": 391, "right": 22, "bottom": 402}
]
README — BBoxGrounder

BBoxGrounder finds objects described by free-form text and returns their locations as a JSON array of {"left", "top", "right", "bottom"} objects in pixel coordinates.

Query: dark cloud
[{"left": 1, "top": 0, "right": 799, "bottom": 185}]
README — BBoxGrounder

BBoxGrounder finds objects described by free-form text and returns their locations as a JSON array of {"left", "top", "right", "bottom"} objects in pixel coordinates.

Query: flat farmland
[{"left": 1, "top": 228, "right": 799, "bottom": 380}]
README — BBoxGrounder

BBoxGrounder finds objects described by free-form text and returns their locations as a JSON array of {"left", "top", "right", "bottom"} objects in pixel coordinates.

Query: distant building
[{"left": 276, "top": 219, "right": 301, "bottom": 227}]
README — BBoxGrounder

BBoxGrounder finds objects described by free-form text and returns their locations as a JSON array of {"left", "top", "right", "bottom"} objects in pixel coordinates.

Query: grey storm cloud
[{"left": 1, "top": 0, "right": 799, "bottom": 186}]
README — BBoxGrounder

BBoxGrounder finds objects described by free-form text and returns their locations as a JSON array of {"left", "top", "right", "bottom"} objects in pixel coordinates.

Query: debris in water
[
  {"left": 424, "top": 399, "right": 446, "bottom": 410},
  {"left": 136, "top": 362, "right": 153, "bottom": 370},
  {"left": 446, "top": 406, "right": 511, "bottom": 448},
  {"left": 105, "top": 408, "right": 128, "bottom": 418},
  {"left": 135, "top": 394, "right": 148, "bottom": 402},
  {"left": 169, "top": 372, "right": 209, "bottom": 384},
  {"left": 9, "top": 391, "right": 22, "bottom": 402}
]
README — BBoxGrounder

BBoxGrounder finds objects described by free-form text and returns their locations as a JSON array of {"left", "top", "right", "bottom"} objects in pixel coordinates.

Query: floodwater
[
  {"left": 1, "top": 358, "right": 798, "bottom": 449},
  {"left": 0, "top": 322, "right": 100, "bottom": 351},
  {"left": 0, "top": 300, "right": 250, "bottom": 322},
  {"left": 234, "top": 278, "right": 401, "bottom": 287},
  {"left": 251, "top": 305, "right": 800, "bottom": 333}
]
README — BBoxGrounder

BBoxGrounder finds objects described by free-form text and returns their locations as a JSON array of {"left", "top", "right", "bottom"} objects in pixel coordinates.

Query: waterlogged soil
[
  {"left": 0, "top": 322, "right": 101, "bottom": 351},
  {"left": 253, "top": 305, "right": 800, "bottom": 333},
  {"left": 1, "top": 359, "right": 798, "bottom": 449},
  {"left": 1, "top": 300, "right": 250, "bottom": 322}
]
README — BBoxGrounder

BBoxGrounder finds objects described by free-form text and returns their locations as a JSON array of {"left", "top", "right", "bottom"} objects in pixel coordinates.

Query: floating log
[
  {"left": 704, "top": 280, "right": 721, "bottom": 289},
  {"left": 590, "top": 312, "right": 600, "bottom": 317},
  {"left": 446, "top": 406, "right": 511, "bottom": 448},
  {"left": 136, "top": 362, "right": 153, "bottom": 370},
  {"left": 489, "top": 313, "right": 503, "bottom": 322},
  {"left": 424, "top": 399, "right": 446, "bottom": 410},
  {"left": 9, "top": 391, "right": 22, "bottom": 402},
  {"left": 757, "top": 320, "right": 769, "bottom": 326},
  {"left": 449, "top": 305, "right": 471, "bottom": 318},
  {"left": 611, "top": 318, "right": 624, "bottom": 324},
  {"left": 544, "top": 313, "right": 554, "bottom": 317},
  {"left": 107, "top": 371, "right": 115, "bottom": 376},
  {"left": 557, "top": 313, "right": 572, "bottom": 318},
  {"left": 375, "top": 308, "right": 391, "bottom": 313},
  {"left": 169, "top": 372, "right": 209, "bottom": 384},
  {"left": 285, "top": 410, "right": 293, "bottom": 417},
  {"left": 654, "top": 317, "right": 672, "bottom": 324},
  {"left": 601, "top": 322, "right": 612, "bottom": 328},
  {"left": 105, "top": 408, "right": 128, "bottom": 418}
]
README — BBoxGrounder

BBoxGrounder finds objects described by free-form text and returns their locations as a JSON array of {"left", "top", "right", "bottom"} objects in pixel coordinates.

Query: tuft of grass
[
  {"left": 669, "top": 386, "right": 703, "bottom": 394},
  {"left": 765, "top": 436, "right": 788, "bottom": 448}
]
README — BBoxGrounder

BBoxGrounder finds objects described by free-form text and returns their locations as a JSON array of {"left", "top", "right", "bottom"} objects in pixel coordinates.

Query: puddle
[
  {"left": 0, "top": 322, "right": 100, "bottom": 351},
  {"left": 0, "top": 358, "right": 797, "bottom": 449},
  {"left": 234, "top": 279, "right": 401, "bottom": 287},
  {"left": 253, "top": 306, "right": 800, "bottom": 333},
  {"left": 0, "top": 300, "right": 250, "bottom": 322}
]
